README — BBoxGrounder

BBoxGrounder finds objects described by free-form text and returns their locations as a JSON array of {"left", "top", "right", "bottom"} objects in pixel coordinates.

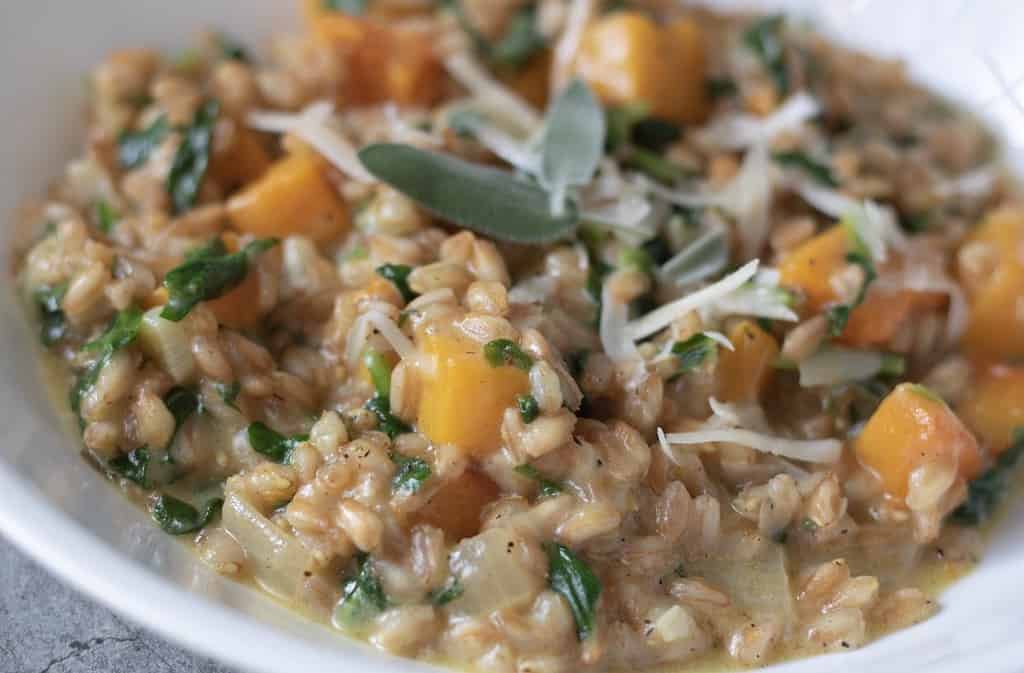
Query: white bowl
[{"left": 2, "top": 1, "right": 1023, "bottom": 672}]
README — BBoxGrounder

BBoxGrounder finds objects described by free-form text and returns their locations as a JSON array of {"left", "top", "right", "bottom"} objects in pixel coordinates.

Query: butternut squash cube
[
  {"left": 854, "top": 383, "right": 982, "bottom": 501},
  {"left": 716, "top": 320, "right": 779, "bottom": 403},
  {"left": 958, "top": 366, "right": 1024, "bottom": 454},
  {"left": 209, "top": 128, "right": 272, "bottom": 194},
  {"left": 415, "top": 470, "right": 500, "bottom": 541},
  {"left": 778, "top": 225, "right": 851, "bottom": 312},
  {"left": 226, "top": 153, "right": 349, "bottom": 243},
  {"left": 417, "top": 331, "right": 529, "bottom": 456}
]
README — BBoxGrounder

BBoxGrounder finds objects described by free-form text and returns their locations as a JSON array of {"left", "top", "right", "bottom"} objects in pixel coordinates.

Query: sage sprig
[{"left": 538, "top": 79, "right": 605, "bottom": 216}]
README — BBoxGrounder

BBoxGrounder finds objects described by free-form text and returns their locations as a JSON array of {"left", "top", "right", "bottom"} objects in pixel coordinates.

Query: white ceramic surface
[{"left": 2, "top": 2, "right": 1023, "bottom": 672}]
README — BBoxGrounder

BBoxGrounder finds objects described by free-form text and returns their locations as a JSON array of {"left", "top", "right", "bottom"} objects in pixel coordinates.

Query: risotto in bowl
[{"left": 5, "top": 0, "right": 1024, "bottom": 671}]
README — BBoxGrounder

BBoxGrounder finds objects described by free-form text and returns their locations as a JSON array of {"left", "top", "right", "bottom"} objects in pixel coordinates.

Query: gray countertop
[{"left": 1, "top": 537, "right": 236, "bottom": 673}]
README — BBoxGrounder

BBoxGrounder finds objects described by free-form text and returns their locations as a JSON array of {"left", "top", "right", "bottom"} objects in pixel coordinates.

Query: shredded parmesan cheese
[
  {"left": 444, "top": 52, "right": 541, "bottom": 134},
  {"left": 346, "top": 310, "right": 417, "bottom": 367},
  {"left": 660, "top": 428, "right": 842, "bottom": 463}
]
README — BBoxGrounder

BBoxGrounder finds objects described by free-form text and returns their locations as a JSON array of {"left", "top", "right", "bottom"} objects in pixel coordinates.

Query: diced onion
[
  {"left": 660, "top": 428, "right": 842, "bottom": 463},
  {"left": 137, "top": 307, "right": 195, "bottom": 384}
]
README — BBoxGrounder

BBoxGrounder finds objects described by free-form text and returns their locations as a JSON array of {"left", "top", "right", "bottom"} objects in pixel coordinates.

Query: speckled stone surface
[{"left": 0, "top": 537, "right": 237, "bottom": 673}]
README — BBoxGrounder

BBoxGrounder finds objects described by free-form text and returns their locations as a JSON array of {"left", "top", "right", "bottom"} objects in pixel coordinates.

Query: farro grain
[{"left": 781, "top": 315, "right": 828, "bottom": 363}]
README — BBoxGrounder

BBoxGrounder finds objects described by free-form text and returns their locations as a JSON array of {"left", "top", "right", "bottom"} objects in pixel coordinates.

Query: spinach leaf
[
  {"left": 630, "top": 118, "right": 682, "bottom": 153},
  {"left": 213, "top": 381, "right": 241, "bottom": 409},
  {"left": 365, "top": 396, "right": 412, "bottom": 439},
  {"left": 773, "top": 151, "right": 838, "bottom": 187},
  {"left": 34, "top": 283, "right": 69, "bottom": 346},
  {"left": 706, "top": 76, "right": 738, "bottom": 99},
  {"left": 605, "top": 103, "right": 648, "bottom": 152},
  {"left": 185, "top": 236, "right": 229, "bottom": 262},
  {"left": 376, "top": 264, "right": 417, "bottom": 303},
  {"left": 152, "top": 494, "right": 223, "bottom": 535},
  {"left": 362, "top": 348, "right": 395, "bottom": 399},
  {"left": 483, "top": 339, "right": 533, "bottom": 371},
  {"left": 825, "top": 225, "right": 877, "bottom": 337},
  {"left": 390, "top": 451, "right": 431, "bottom": 495},
  {"left": 515, "top": 464, "right": 563, "bottom": 497},
  {"left": 247, "top": 422, "right": 308, "bottom": 463},
  {"left": 324, "top": 0, "right": 367, "bottom": 14},
  {"left": 108, "top": 447, "right": 150, "bottom": 486},
  {"left": 359, "top": 143, "right": 577, "bottom": 244},
  {"left": 900, "top": 211, "right": 931, "bottom": 234},
  {"left": 163, "top": 387, "right": 201, "bottom": 447},
  {"left": 94, "top": 199, "right": 119, "bottom": 235},
  {"left": 118, "top": 116, "right": 170, "bottom": 170},
  {"left": 490, "top": 4, "right": 546, "bottom": 68},
  {"left": 742, "top": 14, "right": 788, "bottom": 95},
  {"left": 84, "top": 307, "right": 143, "bottom": 353},
  {"left": 429, "top": 577, "right": 464, "bottom": 606},
  {"left": 335, "top": 553, "right": 389, "bottom": 628},
  {"left": 69, "top": 354, "right": 108, "bottom": 421},
  {"left": 538, "top": 79, "right": 605, "bottom": 215},
  {"left": 623, "top": 147, "right": 690, "bottom": 185},
  {"left": 167, "top": 99, "right": 219, "bottom": 214},
  {"left": 517, "top": 394, "right": 540, "bottom": 423},
  {"left": 949, "top": 429, "right": 1024, "bottom": 526},
  {"left": 161, "top": 238, "right": 277, "bottom": 321},
  {"left": 545, "top": 542, "right": 601, "bottom": 640},
  {"left": 617, "top": 246, "right": 655, "bottom": 275},
  {"left": 671, "top": 333, "right": 718, "bottom": 373},
  {"left": 216, "top": 32, "right": 249, "bottom": 61}
]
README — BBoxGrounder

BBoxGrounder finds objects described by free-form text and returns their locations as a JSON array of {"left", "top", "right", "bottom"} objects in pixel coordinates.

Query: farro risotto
[{"left": 11, "top": 0, "right": 1024, "bottom": 670}]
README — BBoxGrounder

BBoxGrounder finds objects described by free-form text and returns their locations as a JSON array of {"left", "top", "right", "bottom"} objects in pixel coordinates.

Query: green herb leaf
[
  {"left": 34, "top": 283, "right": 69, "bottom": 346},
  {"left": 83, "top": 307, "right": 143, "bottom": 353},
  {"left": 490, "top": 4, "right": 546, "bottom": 68},
  {"left": 900, "top": 211, "right": 931, "bottom": 234},
  {"left": 167, "top": 99, "right": 219, "bottom": 214},
  {"left": 359, "top": 143, "right": 577, "bottom": 244},
  {"left": 706, "top": 76, "right": 738, "bottom": 99},
  {"left": 773, "top": 151, "right": 838, "bottom": 187},
  {"left": 69, "top": 354, "right": 109, "bottom": 421},
  {"left": 336, "top": 553, "right": 389, "bottom": 628},
  {"left": 365, "top": 396, "right": 412, "bottom": 439},
  {"left": 247, "top": 422, "right": 308, "bottom": 463},
  {"left": 950, "top": 428, "right": 1024, "bottom": 526},
  {"left": 515, "top": 464, "right": 563, "bottom": 497},
  {"left": 390, "top": 451, "right": 432, "bottom": 495},
  {"left": 108, "top": 447, "right": 150, "bottom": 486},
  {"left": 94, "top": 199, "right": 119, "bottom": 235},
  {"left": 363, "top": 348, "right": 395, "bottom": 399},
  {"left": 545, "top": 542, "right": 602, "bottom": 640},
  {"left": 622, "top": 147, "right": 690, "bottom": 185},
  {"left": 164, "top": 387, "right": 201, "bottom": 448},
  {"left": 630, "top": 118, "right": 682, "bottom": 153},
  {"left": 671, "top": 334, "right": 718, "bottom": 373},
  {"left": 825, "top": 305, "right": 851, "bottom": 337},
  {"left": 605, "top": 103, "right": 648, "bottom": 152},
  {"left": 161, "top": 238, "right": 277, "bottom": 321},
  {"left": 324, "top": 0, "right": 367, "bottom": 15},
  {"left": 538, "top": 79, "right": 605, "bottom": 214},
  {"left": 185, "top": 236, "right": 229, "bottom": 262},
  {"left": 152, "top": 495, "right": 223, "bottom": 535},
  {"left": 517, "top": 394, "right": 540, "bottom": 424},
  {"left": 742, "top": 14, "right": 788, "bottom": 95},
  {"left": 216, "top": 32, "right": 249, "bottom": 61},
  {"left": 376, "top": 264, "right": 417, "bottom": 303},
  {"left": 118, "top": 116, "right": 170, "bottom": 170},
  {"left": 213, "top": 381, "right": 241, "bottom": 409},
  {"left": 617, "top": 246, "right": 655, "bottom": 275},
  {"left": 429, "top": 577, "right": 464, "bottom": 606},
  {"left": 483, "top": 339, "right": 533, "bottom": 371}
]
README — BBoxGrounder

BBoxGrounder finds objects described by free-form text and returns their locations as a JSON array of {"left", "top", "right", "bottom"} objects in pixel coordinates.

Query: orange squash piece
[
  {"left": 573, "top": 12, "right": 709, "bottom": 125},
  {"left": 226, "top": 153, "right": 349, "bottom": 243},
  {"left": 209, "top": 128, "right": 272, "bottom": 194},
  {"left": 204, "top": 234, "right": 267, "bottom": 329},
  {"left": 415, "top": 470, "right": 500, "bottom": 541},
  {"left": 716, "top": 320, "right": 780, "bottom": 403},
  {"left": 778, "top": 225, "right": 851, "bottom": 312},
  {"left": 417, "top": 331, "right": 530, "bottom": 456},
  {"left": 855, "top": 383, "right": 983, "bottom": 500},
  {"left": 958, "top": 365, "right": 1024, "bottom": 454}
]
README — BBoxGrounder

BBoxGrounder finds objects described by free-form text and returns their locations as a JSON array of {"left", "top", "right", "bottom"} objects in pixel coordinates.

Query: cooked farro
[{"left": 12, "top": 1, "right": 1024, "bottom": 671}]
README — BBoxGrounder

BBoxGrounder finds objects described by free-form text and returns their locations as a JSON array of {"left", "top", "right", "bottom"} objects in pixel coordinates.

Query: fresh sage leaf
[
  {"left": 365, "top": 396, "right": 412, "bottom": 439},
  {"left": 429, "top": 577, "right": 464, "bottom": 606},
  {"left": 742, "top": 14, "right": 788, "bottom": 95},
  {"left": 517, "top": 394, "right": 540, "bottom": 423},
  {"left": 359, "top": 143, "right": 577, "bottom": 244},
  {"left": 545, "top": 542, "right": 602, "bottom": 640},
  {"left": 773, "top": 151, "right": 838, "bottom": 187},
  {"left": 153, "top": 494, "right": 223, "bottom": 535},
  {"left": 161, "top": 238, "right": 277, "bottom": 321},
  {"left": 376, "top": 263, "right": 417, "bottom": 303},
  {"left": 108, "top": 447, "right": 150, "bottom": 487},
  {"left": 671, "top": 334, "right": 718, "bottom": 374},
  {"left": 950, "top": 428, "right": 1024, "bottom": 526},
  {"left": 167, "top": 99, "right": 219, "bottom": 214},
  {"left": 118, "top": 116, "right": 169, "bottom": 170},
  {"left": 514, "top": 464, "right": 563, "bottom": 497},
  {"left": 390, "top": 451, "right": 431, "bottom": 496},
  {"left": 83, "top": 307, "right": 143, "bottom": 353},
  {"left": 539, "top": 79, "right": 605, "bottom": 215},
  {"left": 34, "top": 283, "right": 69, "bottom": 346},
  {"left": 336, "top": 553, "right": 389, "bottom": 629},
  {"left": 484, "top": 339, "right": 533, "bottom": 371},
  {"left": 247, "top": 422, "right": 308, "bottom": 463}
]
